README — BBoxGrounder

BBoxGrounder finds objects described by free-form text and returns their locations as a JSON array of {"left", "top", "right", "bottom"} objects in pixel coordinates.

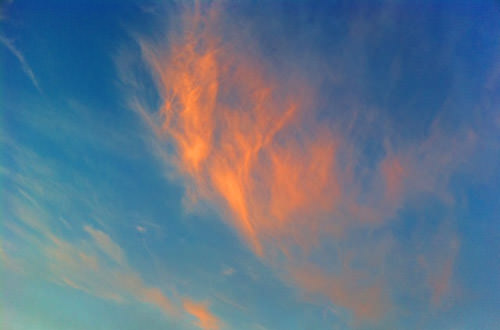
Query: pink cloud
[
  {"left": 291, "top": 264, "right": 387, "bottom": 321},
  {"left": 183, "top": 299, "right": 222, "bottom": 330}
]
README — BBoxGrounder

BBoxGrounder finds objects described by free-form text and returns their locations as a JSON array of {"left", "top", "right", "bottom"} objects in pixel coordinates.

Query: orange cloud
[
  {"left": 140, "top": 287, "right": 177, "bottom": 317},
  {"left": 143, "top": 2, "right": 341, "bottom": 258},
  {"left": 135, "top": 2, "right": 472, "bottom": 322},
  {"left": 381, "top": 156, "right": 406, "bottom": 202},
  {"left": 138, "top": 3, "right": 385, "bottom": 320},
  {"left": 183, "top": 299, "right": 221, "bottom": 330},
  {"left": 291, "top": 264, "right": 386, "bottom": 321},
  {"left": 418, "top": 231, "right": 460, "bottom": 306}
]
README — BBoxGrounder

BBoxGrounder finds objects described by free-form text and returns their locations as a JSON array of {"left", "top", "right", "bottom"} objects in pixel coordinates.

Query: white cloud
[
  {"left": 84, "top": 225, "right": 125, "bottom": 266},
  {"left": 0, "top": 35, "right": 41, "bottom": 92}
]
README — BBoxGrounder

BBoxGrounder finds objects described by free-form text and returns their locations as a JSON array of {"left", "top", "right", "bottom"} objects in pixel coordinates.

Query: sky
[{"left": 1, "top": 0, "right": 499, "bottom": 329}]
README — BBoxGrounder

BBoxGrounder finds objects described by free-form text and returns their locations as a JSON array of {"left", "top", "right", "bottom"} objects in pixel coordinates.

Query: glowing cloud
[
  {"left": 142, "top": 3, "right": 341, "bottom": 257},
  {"left": 183, "top": 299, "right": 222, "bottom": 330},
  {"left": 135, "top": 1, "right": 478, "bottom": 322}
]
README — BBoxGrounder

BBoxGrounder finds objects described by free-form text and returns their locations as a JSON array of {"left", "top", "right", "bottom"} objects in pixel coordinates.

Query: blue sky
[{"left": 1, "top": 1, "right": 499, "bottom": 329}]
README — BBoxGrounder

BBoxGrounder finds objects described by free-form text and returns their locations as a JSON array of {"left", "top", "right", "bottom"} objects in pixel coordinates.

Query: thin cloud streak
[
  {"left": 5, "top": 206, "right": 227, "bottom": 328},
  {"left": 84, "top": 225, "right": 126, "bottom": 265},
  {"left": 1, "top": 137, "right": 224, "bottom": 329},
  {"left": 0, "top": 35, "right": 41, "bottom": 93}
]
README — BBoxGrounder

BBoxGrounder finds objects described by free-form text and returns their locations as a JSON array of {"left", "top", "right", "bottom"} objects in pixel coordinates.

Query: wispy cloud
[
  {"left": 291, "top": 264, "right": 386, "bottom": 320},
  {"left": 8, "top": 211, "right": 179, "bottom": 316},
  {"left": 5, "top": 206, "right": 229, "bottom": 328},
  {"left": 84, "top": 225, "right": 126, "bottom": 265},
  {"left": 417, "top": 223, "right": 461, "bottom": 306},
  {"left": 1, "top": 136, "right": 224, "bottom": 329},
  {"left": 183, "top": 299, "right": 222, "bottom": 330},
  {"left": 0, "top": 35, "right": 41, "bottom": 92},
  {"left": 139, "top": 2, "right": 341, "bottom": 257},
  {"left": 126, "top": 2, "right": 486, "bottom": 323}
]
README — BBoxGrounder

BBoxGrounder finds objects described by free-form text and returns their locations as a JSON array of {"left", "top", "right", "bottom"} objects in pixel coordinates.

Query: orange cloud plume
[
  {"left": 136, "top": 2, "right": 471, "bottom": 322},
  {"left": 143, "top": 3, "right": 341, "bottom": 257},
  {"left": 183, "top": 299, "right": 222, "bottom": 330},
  {"left": 138, "top": 4, "right": 390, "bottom": 321}
]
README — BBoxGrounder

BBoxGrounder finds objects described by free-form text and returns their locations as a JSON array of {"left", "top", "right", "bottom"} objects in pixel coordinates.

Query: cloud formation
[
  {"left": 128, "top": 0, "right": 486, "bottom": 324},
  {"left": 3, "top": 1, "right": 498, "bottom": 328},
  {"left": 1, "top": 137, "right": 223, "bottom": 330},
  {"left": 183, "top": 299, "right": 222, "bottom": 330},
  {"left": 141, "top": 2, "right": 341, "bottom": 258},
  {"left": 84, "top": 225, "right": 126, "bottom": 265},
  {"left": 0, "top": 35, "right": 41, "bottom": 92},
  {"left": 6, "top": 207, "right": 224, "bottom": 329}
]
